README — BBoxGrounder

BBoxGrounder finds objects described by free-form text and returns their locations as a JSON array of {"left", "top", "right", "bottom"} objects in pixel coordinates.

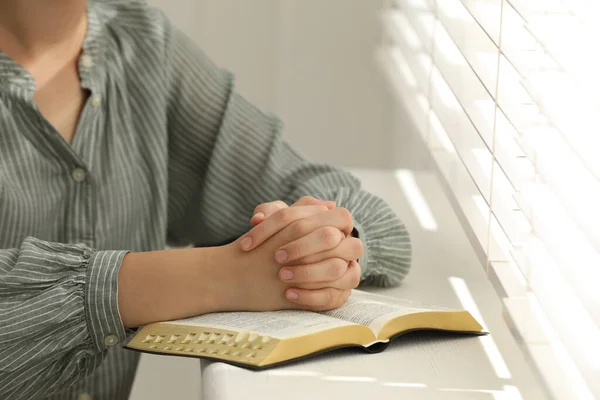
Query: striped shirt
[{"left": 0, "top": 1, "right": 411, "bottom": 399}]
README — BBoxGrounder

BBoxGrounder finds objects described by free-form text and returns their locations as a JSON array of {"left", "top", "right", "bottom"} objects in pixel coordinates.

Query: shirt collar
[{"left": 0, "top": 52, "right": 35, "bottom": 93}]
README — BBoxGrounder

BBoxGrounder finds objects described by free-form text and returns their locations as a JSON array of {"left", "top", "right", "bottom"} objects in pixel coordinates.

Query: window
[{"left": 380, "top": 1, "right": 600, "bottom": 398}]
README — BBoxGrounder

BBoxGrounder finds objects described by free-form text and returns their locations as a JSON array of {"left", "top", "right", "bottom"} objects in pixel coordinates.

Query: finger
[
  {"left": 294, "top": 261, "right": 361, "bottom": 291},
  {"left": 241, "top": 205, "right": 329, "bottom": 251},
  {"left": 279, "top": 257, "right": 348, "bottom": 283},
  {"left": 293, "top": 237, "right": 364, "bottom": 265},
  {"left": 251, "top": 198, "right": 335, "bottom": 226},
  {"left": 250, "top": 201, "right": 288, "bottom": 226},
  {"left": 279, "top": 207, "right": 354, "bottom": 247},
  {"left": 293, "top": 196, "right": 336, "bottom": 209},
  {"left": 285, "top": 287, "right": 351, "bottom": 311},
  {"left": 275, "top": 226, "right": 344, "bottom": 264}
]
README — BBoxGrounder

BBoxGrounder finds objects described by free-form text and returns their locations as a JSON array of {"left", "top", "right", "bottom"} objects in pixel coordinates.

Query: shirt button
[
  {"left": 71, "top": 168, "right": 87, "bottom": 182},
  {"left": 104, "top": 334, "right": 119, "bottom": 348},
  {"left": 90, "top": 94, "right": 102, "bottom": 108},
  {"left": 80, "top": 55, "right": 94, "bottom": 68},
  {"left": 77, "top": 393, "right": 92, "bottom": 400}
]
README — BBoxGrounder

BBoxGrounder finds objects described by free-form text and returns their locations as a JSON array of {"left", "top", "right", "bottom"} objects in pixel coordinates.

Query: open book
[{"left": 126, "top": 290, "right": 485, "bottom": 369}]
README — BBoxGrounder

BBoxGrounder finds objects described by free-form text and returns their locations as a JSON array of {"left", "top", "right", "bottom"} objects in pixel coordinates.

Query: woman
[{"left": 0, "top": 0, "right": 411, "bottom": 398}]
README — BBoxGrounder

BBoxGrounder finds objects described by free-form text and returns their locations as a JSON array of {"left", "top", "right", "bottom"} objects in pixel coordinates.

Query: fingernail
[
  {"left": 241, "top": 237, "right": 252, "bottom": 250},
  {"left": 286, "top": 291, "right": 299, "bottom": 301},
  {"left": 252, "top": 212, "right": 265, "bottom": 220},
  {"left": 275, "top": 249, "right": 288, "bottom": 263},
  {"left": 281, "top": 269, "right": 293, "bottom": 281}
]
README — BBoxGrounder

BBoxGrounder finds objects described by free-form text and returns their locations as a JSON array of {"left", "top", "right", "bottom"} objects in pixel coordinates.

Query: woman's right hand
[{"left": 219, "top": 222, "right": 358, "bottom": 313}]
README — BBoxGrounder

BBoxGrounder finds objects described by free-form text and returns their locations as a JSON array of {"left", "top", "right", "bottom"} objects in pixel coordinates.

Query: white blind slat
[{"left": 382, "top": 0, "right": 600, "bottom": 397}]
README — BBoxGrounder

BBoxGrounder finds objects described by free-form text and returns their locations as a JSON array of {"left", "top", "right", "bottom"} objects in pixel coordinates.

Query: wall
[
  {"left": 147, "top": 0, "right": 412, "bottom": 168},
  {"left": 274, "top": 0, "right": 393, "bottom": 167}
]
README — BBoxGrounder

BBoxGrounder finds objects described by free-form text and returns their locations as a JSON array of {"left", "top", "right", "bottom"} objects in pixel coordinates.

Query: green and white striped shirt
[{"left": 0, "top": 1, "right": 411, "bottom": 399}]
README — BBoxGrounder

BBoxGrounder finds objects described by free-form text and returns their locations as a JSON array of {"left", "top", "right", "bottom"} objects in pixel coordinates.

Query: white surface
[{"left": 200, "top": 169, "right": 548, "bottom": 400}]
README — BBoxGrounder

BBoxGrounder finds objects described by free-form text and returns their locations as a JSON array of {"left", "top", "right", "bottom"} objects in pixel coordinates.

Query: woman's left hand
[{"left": 242, "top": 195, "right": 363, "bottom": 265}]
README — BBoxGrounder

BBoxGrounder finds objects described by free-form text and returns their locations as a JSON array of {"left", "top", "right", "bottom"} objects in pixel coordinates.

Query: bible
[{"left": 126, "top": 290, "right": 485, "bottom": 369}]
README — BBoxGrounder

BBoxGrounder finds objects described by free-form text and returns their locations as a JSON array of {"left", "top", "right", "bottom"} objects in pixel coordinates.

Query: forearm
[{"left": 118, "top": 246, "right": 231, "bottom": 328}]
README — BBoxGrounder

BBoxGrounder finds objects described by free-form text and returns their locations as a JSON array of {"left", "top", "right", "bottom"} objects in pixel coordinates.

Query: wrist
[
  {"left": 204, "top": 242, "right": 241, "bottom": 312},
  {"left": 118, "top": 246, "right": 232, "bottom": 328},
  {"left": 210, "top": 240, "right": 254, "bottom": 312}
]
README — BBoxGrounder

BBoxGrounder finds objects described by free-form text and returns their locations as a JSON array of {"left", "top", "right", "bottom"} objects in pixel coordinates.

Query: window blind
[{"left": 379, "top": 0, "right": 600, "bottom": 398}]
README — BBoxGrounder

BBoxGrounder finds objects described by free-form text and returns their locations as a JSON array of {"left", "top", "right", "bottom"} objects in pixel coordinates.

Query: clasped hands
[{"left": 222, "top": 196, "right": 363, "bottom": 312}]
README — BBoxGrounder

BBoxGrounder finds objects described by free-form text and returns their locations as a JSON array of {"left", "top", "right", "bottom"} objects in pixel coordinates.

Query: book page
[
  {"left": 166, "top": 310, "right": 356, "bottom": 339},
  {"left": 321, "top": 290, "right": 455, "bottom": 336}
]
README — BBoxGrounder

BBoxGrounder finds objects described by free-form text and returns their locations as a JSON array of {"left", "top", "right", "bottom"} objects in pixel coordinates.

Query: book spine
[{"left": 128, "top": 324, "right": 279, "bottom": 365}]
